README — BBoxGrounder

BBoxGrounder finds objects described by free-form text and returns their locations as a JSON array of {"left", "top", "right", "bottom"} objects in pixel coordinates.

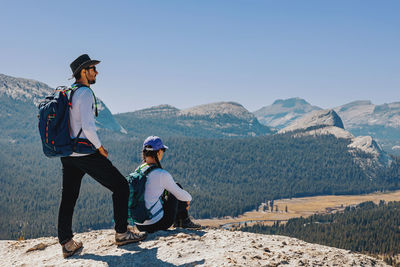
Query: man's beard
[{"left": 88, "top": 79, "right": 96, "bottom": 84}]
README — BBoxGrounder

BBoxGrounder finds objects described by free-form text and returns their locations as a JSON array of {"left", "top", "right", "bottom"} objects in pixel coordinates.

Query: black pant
[
  {"left": 136, "top": 191, "right": 189, "bottom": 233},
  {"left": 58, "top": 152, "right": 129, "bottom": 244}
]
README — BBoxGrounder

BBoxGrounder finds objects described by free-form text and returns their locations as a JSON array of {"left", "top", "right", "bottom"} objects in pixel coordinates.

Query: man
[{"left": 58, "top": 54, "right": 146, "bottom": 258}]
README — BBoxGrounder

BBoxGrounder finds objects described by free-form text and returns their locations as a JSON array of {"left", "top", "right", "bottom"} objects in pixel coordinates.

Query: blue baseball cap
[{"left": 143, "top": 136, "right": 168, "bottom": 151}]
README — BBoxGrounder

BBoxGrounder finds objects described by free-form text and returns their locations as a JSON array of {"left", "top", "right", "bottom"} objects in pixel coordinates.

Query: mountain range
[
  {"left": 2, "top": 73, "right": 399, "bottom": 147},
  {"left": 255, "top": 97, "right": 400, "bottom": 154},
  {"left": 114, "top": 102, "right": 272, "bottom": 138},
  {"left": 0, "top": 72, "right": 395, "bottom": 181}
]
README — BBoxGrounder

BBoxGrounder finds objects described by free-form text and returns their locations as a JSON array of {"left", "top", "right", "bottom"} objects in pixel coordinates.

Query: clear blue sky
[{"left": 1, "top": 0, "right": 399, "bottom": 113}]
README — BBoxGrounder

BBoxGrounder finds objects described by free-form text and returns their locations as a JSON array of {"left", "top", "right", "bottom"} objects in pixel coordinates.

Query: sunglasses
[{"left": 85, "top": 66, "right": 97, "bottom": 72}]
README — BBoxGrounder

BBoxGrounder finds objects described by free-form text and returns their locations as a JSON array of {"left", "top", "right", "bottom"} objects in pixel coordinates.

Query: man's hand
[{"left": 98, "top": 146, "right": 109, "bottom": 158}]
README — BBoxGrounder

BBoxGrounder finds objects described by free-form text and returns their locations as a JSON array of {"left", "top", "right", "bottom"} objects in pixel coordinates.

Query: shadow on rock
[
  {"left": 144, "top": 228, "right": 207, "bottom": 241},
  {"left": 80, "top": 247, "right": 205, "bottom": 267},
  {"left": 76, "top": 229, "right": 207, "bottom": 266}
]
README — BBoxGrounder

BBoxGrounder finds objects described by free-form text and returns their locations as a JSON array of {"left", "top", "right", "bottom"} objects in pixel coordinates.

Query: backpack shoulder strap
[
  {"left": 68, "top": 83, "right": 84, "bottom": 104},
  {"left": 70, "top": 84, "right": 99, "bottom": 117},
  {"left": 143, "top": 164, "right": 159, "bottom": 175},
  {"left": 67, "top": 84, "right": 86, "bottom": 140},
  {"left": 132, "top": 163, "right": 159, "bottom": 176}
]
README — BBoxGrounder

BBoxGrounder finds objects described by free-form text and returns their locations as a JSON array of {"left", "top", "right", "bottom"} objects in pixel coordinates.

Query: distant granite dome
[
  {"left": 180, "top": 102, "right": 255, "bottom": 120},
  {"left": 133, "top": 104, "right": 180, "bottom": 118},
  {"left": 254, "top": 97, "right": 321, "bottom": 129},
  {"left": 272, "top": 97, "right": 309, "bottom": 107},
  {"left": 280, "top": 109, "right": 344, "bottom": 133}
]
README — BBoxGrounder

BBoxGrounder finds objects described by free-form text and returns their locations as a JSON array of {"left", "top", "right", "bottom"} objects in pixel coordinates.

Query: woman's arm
[{"left": 161, "top": 171, "right": 192, "bottom": 202}]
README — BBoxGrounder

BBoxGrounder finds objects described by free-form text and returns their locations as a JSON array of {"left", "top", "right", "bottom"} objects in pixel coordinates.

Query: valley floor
[{"left": 195, "top": 190, "right": 400, "bottom": 228}]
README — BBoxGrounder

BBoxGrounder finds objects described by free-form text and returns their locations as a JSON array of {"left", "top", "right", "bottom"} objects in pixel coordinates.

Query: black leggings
[{"left": 136, "top": 190, "right": 188, "bottom": 233}]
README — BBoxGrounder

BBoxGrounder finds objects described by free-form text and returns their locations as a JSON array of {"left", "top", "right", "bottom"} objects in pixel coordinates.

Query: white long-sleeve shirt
[
  {"left": 136, "top": 168, "right": 192, "bottom": 225},
  {"left": 69, "top": 86, "right": 101, "bottom": 156}
]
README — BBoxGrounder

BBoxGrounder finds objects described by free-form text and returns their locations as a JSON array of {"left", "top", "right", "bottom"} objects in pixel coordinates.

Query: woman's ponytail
[{"left": 142, "top": 148, "right": 163, "bottom": 169}]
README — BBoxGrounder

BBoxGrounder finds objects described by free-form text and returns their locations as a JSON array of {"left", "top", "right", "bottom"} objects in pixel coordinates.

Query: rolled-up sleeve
[{"left": 78, "top": 89, "right": 102, "bottom": 149}]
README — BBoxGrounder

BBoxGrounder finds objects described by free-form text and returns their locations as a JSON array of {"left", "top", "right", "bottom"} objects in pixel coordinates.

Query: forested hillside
[
  {"left": 241, "top": 201, "right": 400, "bottom": 266},
  {"left": 1, "top": 134, "right": 399, "bottom": 240}
]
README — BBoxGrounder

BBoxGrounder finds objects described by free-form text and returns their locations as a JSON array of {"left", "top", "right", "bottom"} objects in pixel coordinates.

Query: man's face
[{"left": 85, "top": 65, "right": 98, "bottom": 84}]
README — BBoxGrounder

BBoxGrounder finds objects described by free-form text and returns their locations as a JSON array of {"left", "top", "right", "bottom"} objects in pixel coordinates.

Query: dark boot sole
[
  {"left": 115, "top": 235, "right": 146, "bottom": 246},
  {"left": 182, "top": 226, "right": 202, "bottom": 230}
]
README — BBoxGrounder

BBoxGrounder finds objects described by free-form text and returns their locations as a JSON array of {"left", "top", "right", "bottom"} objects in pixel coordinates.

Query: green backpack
[{"left": 126, "top": 163, "right": 163, "bottom": 224}]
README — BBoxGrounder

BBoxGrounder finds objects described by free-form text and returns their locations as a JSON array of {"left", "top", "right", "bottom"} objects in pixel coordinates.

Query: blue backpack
[
  {"left": 126, "top": 163, "right": 164, "bottom": 224},
  {"left": 38, "top": 84, "right": 97, "bottom": 157}
]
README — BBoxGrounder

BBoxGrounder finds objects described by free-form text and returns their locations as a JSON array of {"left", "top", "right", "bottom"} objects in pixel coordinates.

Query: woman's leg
[
  {"left": 173, "top": 183, "right": 201, "bottom": 229},
  {"left": 136, "top": 191, "right": 178, "bottom": 233}
]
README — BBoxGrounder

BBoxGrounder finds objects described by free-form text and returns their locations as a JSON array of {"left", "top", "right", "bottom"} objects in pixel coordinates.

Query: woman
[{"left": 134, "top": 136, "right": 201, "bottom": 233}]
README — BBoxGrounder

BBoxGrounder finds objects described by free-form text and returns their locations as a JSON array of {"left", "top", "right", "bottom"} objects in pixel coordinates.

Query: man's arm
[{"left": 79, "top": 89, "right": 107, "bottom": 157}]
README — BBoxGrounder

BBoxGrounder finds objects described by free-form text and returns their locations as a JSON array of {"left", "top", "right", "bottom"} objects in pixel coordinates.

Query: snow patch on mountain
[{"left": 0, "top": 228, "right": 388, "bottom": 267}]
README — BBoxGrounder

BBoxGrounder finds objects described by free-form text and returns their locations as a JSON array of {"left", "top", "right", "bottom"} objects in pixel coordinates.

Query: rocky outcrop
[
  {"left": 0, "top": 228, "right": 388, "bottom": 267},
  {"left": 279, "top": 109, "right": 345, "bottom": 134},
  {"left": 348, "top": 136, "right": 392, "bottom": 169},
  {"left": 278, "top": 109, "right": 392, "bottom": 168}
]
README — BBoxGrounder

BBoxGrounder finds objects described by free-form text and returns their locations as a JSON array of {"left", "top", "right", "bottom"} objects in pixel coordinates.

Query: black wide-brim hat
[{"left": 70, "top": 54, "right": 100, "bottom": 77}]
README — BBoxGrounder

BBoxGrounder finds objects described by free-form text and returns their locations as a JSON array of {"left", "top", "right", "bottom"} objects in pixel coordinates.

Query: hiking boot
[
  {"left": 115, "top": 230, "right": 147, "bottom": 246},
  {"left": 62, "top": 239, "right": 83, "bottom": 258},
  {"left": 174, "top": 217, "right": 202, "bottom": 230}
]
